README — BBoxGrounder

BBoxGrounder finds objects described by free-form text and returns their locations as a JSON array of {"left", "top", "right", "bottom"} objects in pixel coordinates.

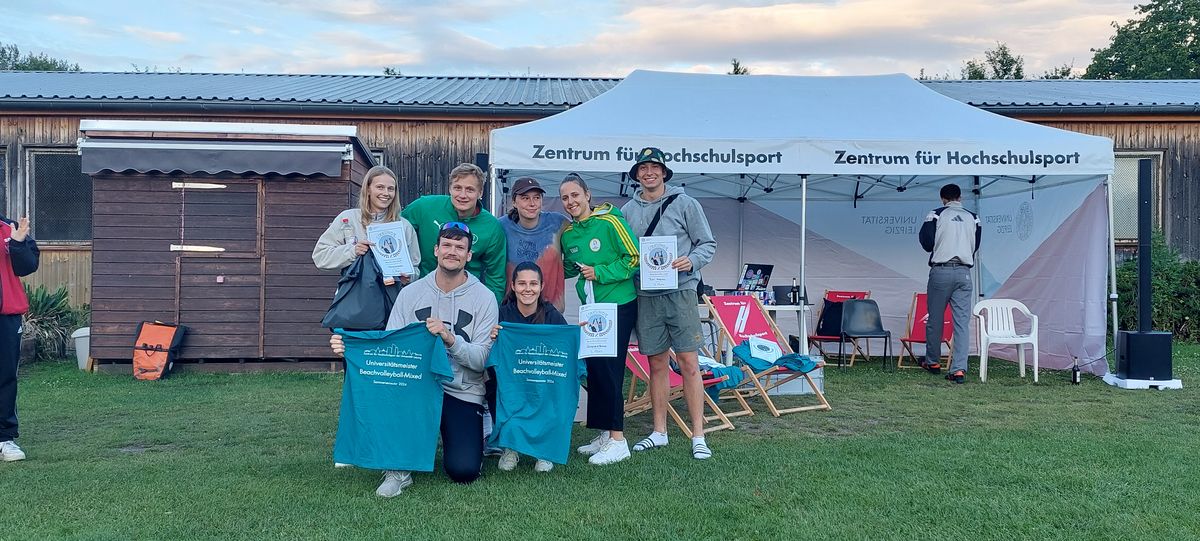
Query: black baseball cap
[{"left": 511, "top": 177, "right": 545, "bottom": 195}]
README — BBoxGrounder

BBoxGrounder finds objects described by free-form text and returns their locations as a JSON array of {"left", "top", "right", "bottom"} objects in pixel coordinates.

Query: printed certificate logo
[
  {"left": 582, "top": 311, "right": 612, "bottom": 336},
  {"left": 377, "top": 233, "right": 399, "bottom": 255},
  {"left": 645, "top": 246, "right": 671, "bottom": 270},
  {"left": 1016, "top": 202, "right": 1033, "bottom": 241}
]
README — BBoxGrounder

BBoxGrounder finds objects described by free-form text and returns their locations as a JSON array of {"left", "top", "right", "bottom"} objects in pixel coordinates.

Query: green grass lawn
[{"left": 2, "top": 345, "right": 1198, "bottom": 541}]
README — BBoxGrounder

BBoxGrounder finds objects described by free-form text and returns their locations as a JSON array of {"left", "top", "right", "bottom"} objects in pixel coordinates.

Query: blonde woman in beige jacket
[{"left": 312, "top": 165, "right": 420, "bottom": 284}]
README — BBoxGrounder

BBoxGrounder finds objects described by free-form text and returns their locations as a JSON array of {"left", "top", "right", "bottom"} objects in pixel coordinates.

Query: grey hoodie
[
  {"left": 621, "top": 185, "right": 717, "bottom": 296},
  {"left": 385, "top": 270, "right": 498, "bottom": 405}
]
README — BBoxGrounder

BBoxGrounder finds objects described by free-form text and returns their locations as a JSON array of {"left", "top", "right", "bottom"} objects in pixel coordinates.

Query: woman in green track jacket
[{"left": 557, "top": 173, "right": 639, "bottom": 466}]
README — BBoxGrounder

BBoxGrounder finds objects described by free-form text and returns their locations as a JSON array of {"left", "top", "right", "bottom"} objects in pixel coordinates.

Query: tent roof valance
[{"left": 491, "top": 70, "right": 1115, "bottom": 178}]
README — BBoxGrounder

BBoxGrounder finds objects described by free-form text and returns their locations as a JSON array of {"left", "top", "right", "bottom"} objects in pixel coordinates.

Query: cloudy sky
[{"left": 1, "top": 0, "right": 1141, "bottom": 77}]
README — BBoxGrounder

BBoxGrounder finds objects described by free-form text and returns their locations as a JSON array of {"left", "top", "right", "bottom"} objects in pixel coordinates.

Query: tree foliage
[
  {"left": 728, "top": 58, "right": 750, "bottom": 75},
  {"left": 1041, "top": 62, "right": 1079, "bottom": 79},
  {"left": 960, "top": 42, "right": 1025, "bottom": 79},
  {"left": 0, "top": 42, "right": 80, "bottom": 71},
  {"left": 382, "top": 67, "right": 402, "bottom": 76},
  {"left": 1085, "top": 0, "right": 1200, "bottom": 79}
]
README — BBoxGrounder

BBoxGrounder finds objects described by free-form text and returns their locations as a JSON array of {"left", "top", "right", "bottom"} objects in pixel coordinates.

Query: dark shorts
[{"left": 636, "top": 289, "right": 704, "bottom": 356}]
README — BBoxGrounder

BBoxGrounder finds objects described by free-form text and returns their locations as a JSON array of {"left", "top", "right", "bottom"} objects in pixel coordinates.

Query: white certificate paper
[
  {"left": 579, "top": 303, "right": 618, "bottom": 358},
  {"left": 639, "top": 236, "right": 678, "bottom": 290},
  {"left": 367, "top": 222, "right": 415, "bottom": 277}
]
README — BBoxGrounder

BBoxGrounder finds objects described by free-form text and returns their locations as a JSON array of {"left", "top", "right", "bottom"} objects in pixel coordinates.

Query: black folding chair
[{"left": 838, "top": 299, "right": 892, "bottom": 369}]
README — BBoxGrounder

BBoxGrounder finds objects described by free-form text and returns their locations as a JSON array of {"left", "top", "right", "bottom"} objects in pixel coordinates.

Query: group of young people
[{"left": 315, "top": 147, "right": 718, "bottom": 497}]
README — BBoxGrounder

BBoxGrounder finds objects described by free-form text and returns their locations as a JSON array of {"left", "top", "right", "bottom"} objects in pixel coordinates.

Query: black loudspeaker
[{"left": 1117, "top": 330, "right": 1173, "bottom": 380}]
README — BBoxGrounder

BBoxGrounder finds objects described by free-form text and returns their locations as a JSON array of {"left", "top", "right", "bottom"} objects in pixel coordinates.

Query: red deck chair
[
  {"left": 806, "top": 290, "right": 870, "bottom": 362},
  {"left": 704, "top": 295, "right": 831, "bottom": 417},
  {"left": 623, "top": 344, "right": 751, "bottom": 437},
  {"left": 897, "top": 292, "right": 954, "bottom": 369}
]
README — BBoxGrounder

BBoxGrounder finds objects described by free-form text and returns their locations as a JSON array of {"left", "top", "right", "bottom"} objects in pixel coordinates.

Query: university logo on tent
[{"left": 1016, "top": 202, "right": 1034, "bottom": 241}]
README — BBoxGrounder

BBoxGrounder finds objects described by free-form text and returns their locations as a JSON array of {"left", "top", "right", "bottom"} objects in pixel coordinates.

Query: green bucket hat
[{"left": 629, "top": 147, "right": 673, "bottom": 182}]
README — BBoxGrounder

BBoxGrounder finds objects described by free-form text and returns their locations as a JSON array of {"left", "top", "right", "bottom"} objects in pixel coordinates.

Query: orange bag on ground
[{"left": 132, "top": 322, "right": 187, "bottom": 380}]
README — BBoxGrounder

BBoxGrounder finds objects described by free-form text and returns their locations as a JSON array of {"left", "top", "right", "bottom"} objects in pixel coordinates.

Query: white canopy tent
[{"left": 490, "top": 70, "right": 1117, "bottom": 374}]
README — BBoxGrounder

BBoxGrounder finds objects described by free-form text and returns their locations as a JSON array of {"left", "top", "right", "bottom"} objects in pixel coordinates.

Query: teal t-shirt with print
[
  {"left": 334, "top": 323, "right": 451, "bottom": 471},
  {"left": 486, "top": 322, "right": 585, "bottom": 465}
]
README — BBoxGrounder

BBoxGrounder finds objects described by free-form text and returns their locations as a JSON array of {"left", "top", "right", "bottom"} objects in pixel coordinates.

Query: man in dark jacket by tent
[{"left": 0, "top": 215, "right": 39, "bottom": 462}]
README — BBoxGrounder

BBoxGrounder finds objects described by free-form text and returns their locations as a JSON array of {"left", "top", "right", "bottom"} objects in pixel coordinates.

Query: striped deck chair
[
  {"left": 704, "top": 295, "right": 832, "bottom": 417},
  {"left": 897, "top": 292, "right": 954, "bottom": 369},
  {"left": 624, "top": 344, "right": 751, "bottom": 438}
]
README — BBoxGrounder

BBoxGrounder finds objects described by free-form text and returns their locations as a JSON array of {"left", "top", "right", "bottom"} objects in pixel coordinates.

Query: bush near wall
[
  {"left": 1116, "top": 232, "right": 1200, "bottom": 342},
  {"left": 20, "top": 284, "right": 89, "bottom": 362}
]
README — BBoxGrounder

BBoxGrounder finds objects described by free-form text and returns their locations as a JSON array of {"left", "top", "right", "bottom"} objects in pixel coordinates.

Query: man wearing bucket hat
[{"left": 621, "top": 147, "right": 718, "bottom": 460}]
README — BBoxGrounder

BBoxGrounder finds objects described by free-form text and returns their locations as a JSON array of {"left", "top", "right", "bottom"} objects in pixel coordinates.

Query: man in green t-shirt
[{"left": 402, "top": 163, "right": 507, "bottom": 303}]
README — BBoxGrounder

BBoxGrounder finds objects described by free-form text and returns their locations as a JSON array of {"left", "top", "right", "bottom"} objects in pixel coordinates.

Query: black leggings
[
  {"left": 440, "top": 393, "right": 484, "bottom": 484},
  {"left": 0, "top": 315, "right": 19, "bottom": 441},
  {"left": 485, "top": 367, "right": 498, "bottom": 426},
  {"left": 585, "top": 300, "right": 638, "bottom": 432}
]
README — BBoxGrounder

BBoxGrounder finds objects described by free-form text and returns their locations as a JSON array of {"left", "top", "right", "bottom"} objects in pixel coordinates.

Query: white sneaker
[
  {"left": 534, "top": 459, "right": 554, "bottom": 472},
  {"left": 498, "top": 449, "right": 519, "bottom": 471},
  {"left": 588, "top": 438, "right": 631, "bottom": 465},
  {"left": 375, "top": 470, "right": 412, "bottom": 498},
  {"left": 0, "top": 441, "right": 25, "bottom": 462},
  {"left": 577, "top": 431, "right": 610, "bottom": 456}
]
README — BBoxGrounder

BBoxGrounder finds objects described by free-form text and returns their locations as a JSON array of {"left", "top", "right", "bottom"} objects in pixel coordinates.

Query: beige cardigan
[{"left": 311, "top": 209, "right": 421, "bottom": 274}]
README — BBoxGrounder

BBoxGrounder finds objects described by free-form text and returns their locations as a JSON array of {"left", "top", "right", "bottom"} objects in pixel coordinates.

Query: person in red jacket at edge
[{"left": 0, "top": 215, "right": 39, "bottom": 462}]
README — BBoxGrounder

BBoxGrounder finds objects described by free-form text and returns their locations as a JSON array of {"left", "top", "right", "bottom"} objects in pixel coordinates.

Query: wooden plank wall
[
  {"left": 1, "top": 113, "right": 521, "bottom": 307},
  {"left": 89, "top": 174, "right": 354, "bottom": 362},
  {"left": 1032, "top": 120, "right": 1200, "bottom": 260},
  {"left": 90, "top": 176, "right": 179, "bottom": 360},
  {"left": 262, "top": 179, "right": 352, "bottom": 359},
  {"left": 22, "top": 247, "right": 91, "bottom": 305}
]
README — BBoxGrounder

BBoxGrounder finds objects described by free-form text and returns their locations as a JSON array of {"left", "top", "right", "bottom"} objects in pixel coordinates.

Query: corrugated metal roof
[
  {"left": 5, "top": 71, "right": 1200, "bottom": 116},
  {"left": 0, "top": 71, "right": 620, "bottom": 115},
  {"left": 922, "top": 79, "right": 1200, "bottom": 114}
]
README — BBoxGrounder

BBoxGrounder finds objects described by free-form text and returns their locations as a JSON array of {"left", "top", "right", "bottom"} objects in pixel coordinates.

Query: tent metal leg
[
  {"left": 799, "top": 174, "right": 809, "bottom": 352},
  {"left": 1105, "top": 176, "right": 1119, "bottom": 372}
]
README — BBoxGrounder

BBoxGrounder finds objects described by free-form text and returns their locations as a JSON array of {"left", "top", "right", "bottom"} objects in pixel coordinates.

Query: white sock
[
  {"left": 649, "top": 431, "right": 669, "bottom": 445},
  {"left": 692, "top": 436, "right": 707, "bottom": 446}
]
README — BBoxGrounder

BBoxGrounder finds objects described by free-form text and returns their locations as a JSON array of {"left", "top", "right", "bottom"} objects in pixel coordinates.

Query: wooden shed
[{"left": 79, "top": 120, "right": 374, "bottom": 366}]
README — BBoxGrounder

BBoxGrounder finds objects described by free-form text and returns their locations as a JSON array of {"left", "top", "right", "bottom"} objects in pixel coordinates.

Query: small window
[
  {"left": 1111, "top": 153, "right": 1162, "bottom": 243},
  {"left": 27, "top": 149, "right": 93, "bottom": 242},
  {"left": 371, "top": 149, "right": 386, "bottom": 167}
]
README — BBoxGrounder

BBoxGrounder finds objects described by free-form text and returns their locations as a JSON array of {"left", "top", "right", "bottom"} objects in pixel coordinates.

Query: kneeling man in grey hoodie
[{"left": 332, "top": 222, "right": 499, "bottom": 497}]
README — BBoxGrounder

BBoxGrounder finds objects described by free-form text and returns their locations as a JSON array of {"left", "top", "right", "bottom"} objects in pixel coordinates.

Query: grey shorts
[{"left": 636, "top": 289, "right": 704, "bottom": 356}]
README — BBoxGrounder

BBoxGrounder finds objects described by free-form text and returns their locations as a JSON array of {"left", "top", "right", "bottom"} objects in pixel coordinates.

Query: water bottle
[
  {"left": 790, "top": 278, "right": 800, "bottom": 306},
  {"left": 341, "top": 218, "right": 356, "bottom": 245}
]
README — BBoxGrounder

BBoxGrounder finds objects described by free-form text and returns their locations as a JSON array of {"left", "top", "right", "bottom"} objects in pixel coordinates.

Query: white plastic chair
[{"left": 973, "top": 299, "right": 1039, "bottom": 383}]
